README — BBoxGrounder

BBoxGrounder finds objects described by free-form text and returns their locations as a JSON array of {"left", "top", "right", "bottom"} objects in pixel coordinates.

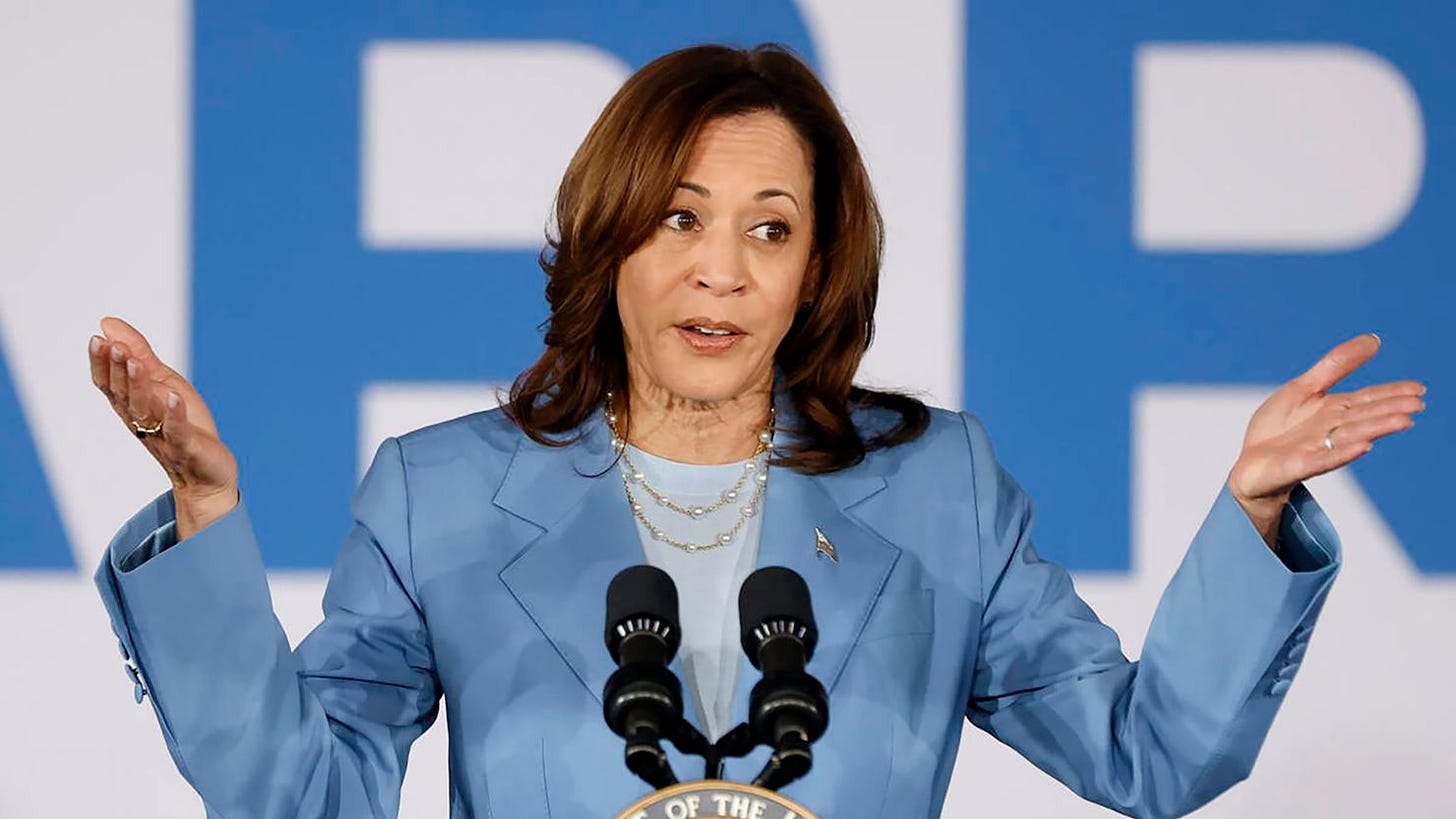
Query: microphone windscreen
[
  {"left": 605, "top": 565, "right": 681, "bottom": 661},
  {"left": 738, "top": 566, "right": 818, "bottom": 662}
]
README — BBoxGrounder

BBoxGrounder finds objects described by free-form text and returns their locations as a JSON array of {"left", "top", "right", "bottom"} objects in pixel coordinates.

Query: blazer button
[
  {"left": 118, "top": 640, "right": 130, "bottom": 661},
  {"left": 1276, "top": 663, "right": 1300, "bottom": 681},
  {"left": 1286, "top": 642, "right": 1308, "bottom": 663},
  {"left": 1270, "top": 679, "right": 1293, "bottom": 697},
  {"left": 123, "top": 662, "right": 148, "bottom": 703}
]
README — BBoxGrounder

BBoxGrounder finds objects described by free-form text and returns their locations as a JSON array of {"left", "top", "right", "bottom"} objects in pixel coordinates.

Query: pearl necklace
[{"left": 604, "top": 396, "right": 773, "bottom": 554}]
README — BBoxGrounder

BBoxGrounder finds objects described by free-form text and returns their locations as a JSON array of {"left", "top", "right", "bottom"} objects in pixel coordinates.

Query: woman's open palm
[
  {"left": 1228, "top": 333, "right": 1426, "bottom": 539},
  {"left": 89, "top": 316, "right": 239, "bottom": 532}
]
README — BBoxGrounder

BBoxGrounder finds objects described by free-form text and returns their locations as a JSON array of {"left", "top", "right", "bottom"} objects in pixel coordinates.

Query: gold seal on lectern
[{"left": 615, "top": 780, "right": 818, "bottom": 819}]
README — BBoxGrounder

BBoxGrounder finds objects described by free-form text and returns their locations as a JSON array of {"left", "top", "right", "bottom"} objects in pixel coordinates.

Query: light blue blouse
[{"left": 621, "top": 445, "right": 765, "bottom": 741}]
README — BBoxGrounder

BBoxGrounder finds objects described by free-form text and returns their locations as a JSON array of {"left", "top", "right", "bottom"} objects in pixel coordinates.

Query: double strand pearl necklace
[{"left": 604, "top": 395, "right": 773, "bottom": 554}]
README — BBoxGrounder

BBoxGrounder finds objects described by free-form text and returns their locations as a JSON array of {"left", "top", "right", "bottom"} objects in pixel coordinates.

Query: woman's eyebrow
[
  {"left": 675, "top": 181, "right": 800, "bottom": 211},
  {"left": 754, "top": 188, "right": 800, "bottom": 211}
]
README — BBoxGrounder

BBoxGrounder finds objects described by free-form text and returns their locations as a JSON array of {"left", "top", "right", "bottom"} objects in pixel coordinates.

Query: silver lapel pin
[{"left": 814, "top": 527, "right": 839, "bottom": 563}]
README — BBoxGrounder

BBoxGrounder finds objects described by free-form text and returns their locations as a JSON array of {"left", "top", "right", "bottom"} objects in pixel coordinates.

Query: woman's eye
[
  {"left": 663, "top": 210, "right": 698, "bottom": 232},
  {"left": 748, "top": 221, "right": 791, "bottom": 243}
]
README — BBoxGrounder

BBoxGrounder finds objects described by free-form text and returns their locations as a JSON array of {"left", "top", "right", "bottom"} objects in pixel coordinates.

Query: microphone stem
[
  {"left": 625, "top": 728, "right": 678, "bottom": 789},
  {"left": 751, "top": 731, "right": 813, "bottom": 792}
]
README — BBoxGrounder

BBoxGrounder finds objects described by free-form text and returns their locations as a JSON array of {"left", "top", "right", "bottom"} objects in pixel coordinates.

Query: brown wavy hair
[{"left": 504, "top": 43, "right": 928, "bottom": 474}]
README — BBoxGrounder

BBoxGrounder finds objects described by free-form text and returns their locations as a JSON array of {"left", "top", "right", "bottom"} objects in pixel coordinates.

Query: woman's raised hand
[
  {"left": 89, "top": 316, "right": 239, "bottom": 539},
  {"left": 1228, "top": 333, "right": 1427, "bottom": 547}
]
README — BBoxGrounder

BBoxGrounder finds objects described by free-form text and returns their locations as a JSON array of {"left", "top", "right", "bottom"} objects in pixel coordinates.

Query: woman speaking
[{"left": 88, "top": 44, "right": 1424, "bottom": 818}]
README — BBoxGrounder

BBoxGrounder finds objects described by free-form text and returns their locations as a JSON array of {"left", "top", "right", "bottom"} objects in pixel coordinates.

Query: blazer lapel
[
  {"left": 493, "top": 401, "right": 902, "bottom": 739},
  {"left": 496, "top": 414, "right": 641, "bottom": 707},
  {"left": 727, "top": 418, "right": 902, "bottom": 732}
]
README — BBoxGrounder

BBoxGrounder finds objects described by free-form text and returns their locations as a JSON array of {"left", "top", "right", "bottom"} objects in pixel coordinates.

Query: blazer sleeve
[
  {"left": 960, "top": 413, "right": 1340, "bottom": 819},
  {"left": 93, "top": 437, "right": 440, "bottom": 819}
]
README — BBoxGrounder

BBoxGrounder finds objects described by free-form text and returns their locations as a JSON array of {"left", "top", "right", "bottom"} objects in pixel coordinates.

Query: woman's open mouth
[{"left": 675, "top": 319, "right": 745, "bottom": 353}]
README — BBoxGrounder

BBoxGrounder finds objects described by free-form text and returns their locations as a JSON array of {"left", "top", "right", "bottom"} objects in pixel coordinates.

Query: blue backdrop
[{"left": 2, "top": 0, "right": 1446, "bottom": 576}]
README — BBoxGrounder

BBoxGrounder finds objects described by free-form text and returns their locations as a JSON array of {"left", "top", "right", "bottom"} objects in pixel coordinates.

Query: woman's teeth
[{"left": 689, "top": 325, "right": 734, "bottom": 336}]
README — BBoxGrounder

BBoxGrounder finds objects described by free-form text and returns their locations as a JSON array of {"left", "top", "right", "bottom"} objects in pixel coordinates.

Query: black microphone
[
  {"left": 738, "top": 566, "right": 829, "bottom": 791},
  {"left": 603, "top": 565, "right": 684, "bottom": 789}
]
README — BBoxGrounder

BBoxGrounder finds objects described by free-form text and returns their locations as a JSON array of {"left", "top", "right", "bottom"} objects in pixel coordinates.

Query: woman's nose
[{"left": 691, "top": 231, "right": 749, "bottom": 294}]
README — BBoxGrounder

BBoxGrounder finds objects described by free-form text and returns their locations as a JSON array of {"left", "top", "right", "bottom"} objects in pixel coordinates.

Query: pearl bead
[
  {"left": 691, "top": 507, "right": 705, "bottom": 518},
  {"left": 756, "top": 472, "right": 768, "bottom": 484},
  {"left": 719, "top": 533, "right": 733, "bottom": 544},
  {"left": 632, "top": 472, "right": 644, "bottom": 483},
  {"left": 651, "top": 529, "right": 663, "bottom": 541},
  {"left": 759, "top": 430, "right": 773, "bottom": 443},
  {"left": 742, "top": 506, "right": 756, "bottom": 517},
  {"left": 631, "top": 503, "right": 642, "bottom": 513},
  {"left": 744, "top": 461, "right": 757, "bottom": 473},
  {"left": 725, "top": 490, "right": 738, "bottom": 502}
]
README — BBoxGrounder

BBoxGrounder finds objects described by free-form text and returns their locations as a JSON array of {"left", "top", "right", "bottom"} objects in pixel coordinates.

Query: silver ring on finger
[
  {"left": 132, "top": 418, "right": 164, "bottom": 438},
  {"left": 1323, "top": 425, "right": 1339, "bottom": 451}
]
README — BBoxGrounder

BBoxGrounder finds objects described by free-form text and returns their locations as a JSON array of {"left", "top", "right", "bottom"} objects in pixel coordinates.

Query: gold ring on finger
[
  {"left": 1323, "top": 426, "right": 1339, "bottom": 451},
  {"left": 132, "top": 418, "right": 164, "bottom": 438}
]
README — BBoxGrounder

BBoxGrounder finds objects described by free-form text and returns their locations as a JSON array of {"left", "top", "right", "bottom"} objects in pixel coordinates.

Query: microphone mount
[{"left": 602, "top": 564, "right": 831, "bottom": 794}]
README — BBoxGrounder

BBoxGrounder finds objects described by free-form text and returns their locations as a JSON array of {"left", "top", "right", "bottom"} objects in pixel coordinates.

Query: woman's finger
[
  {"left": 1325, "top": 412, "right": 1415, "bottom": 450},
  {"left": 1345, "top": 379, "right": 1427, "bottom": 406},
  {"left": 1332, "top": 393, "right": 1426, "bottom": 427},
  {"left": 108, "top": 342, "right": 132, "bottom": 417},
  {"left": 100, "top": 316, "right": 185, "bottom": 383},
  {"left": 88, "top": 335, "right": 109, "bottom": 391},
  {"left": 134, "top": 391, "right": 181, "bottom": 482},
  {"left": 1308, "top": 437, "right": 1376, "bottom": 479},
  {"left": 161, "top": 391, "right": 199, "bottom": 475},
  {"left": 125, "top": 355, "right": 165, "bottom": 426},
  {"left": 126, "top": 352, "right": 174, "bottom": 428},
  {"left": 1293, "top": 333, "right": 1381, "bottom": 396},
  {"left": 100, "top": 316, "right": 160, "bottom": 361}
]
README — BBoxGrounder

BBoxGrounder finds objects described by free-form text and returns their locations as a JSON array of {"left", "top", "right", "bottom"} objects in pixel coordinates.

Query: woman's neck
[{"left": 622, "top": 381, "right": 772, "bottom": 465}]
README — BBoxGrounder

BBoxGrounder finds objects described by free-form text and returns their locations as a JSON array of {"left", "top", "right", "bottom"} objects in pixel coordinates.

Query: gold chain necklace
[{"left": 604, "top": 395, "right": 774, "bottom": 554}]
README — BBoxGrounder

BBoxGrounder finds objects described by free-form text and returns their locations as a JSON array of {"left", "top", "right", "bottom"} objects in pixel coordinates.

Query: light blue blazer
[{"left": 95, "top": 404, "right": 1340, "bottom": 819}]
